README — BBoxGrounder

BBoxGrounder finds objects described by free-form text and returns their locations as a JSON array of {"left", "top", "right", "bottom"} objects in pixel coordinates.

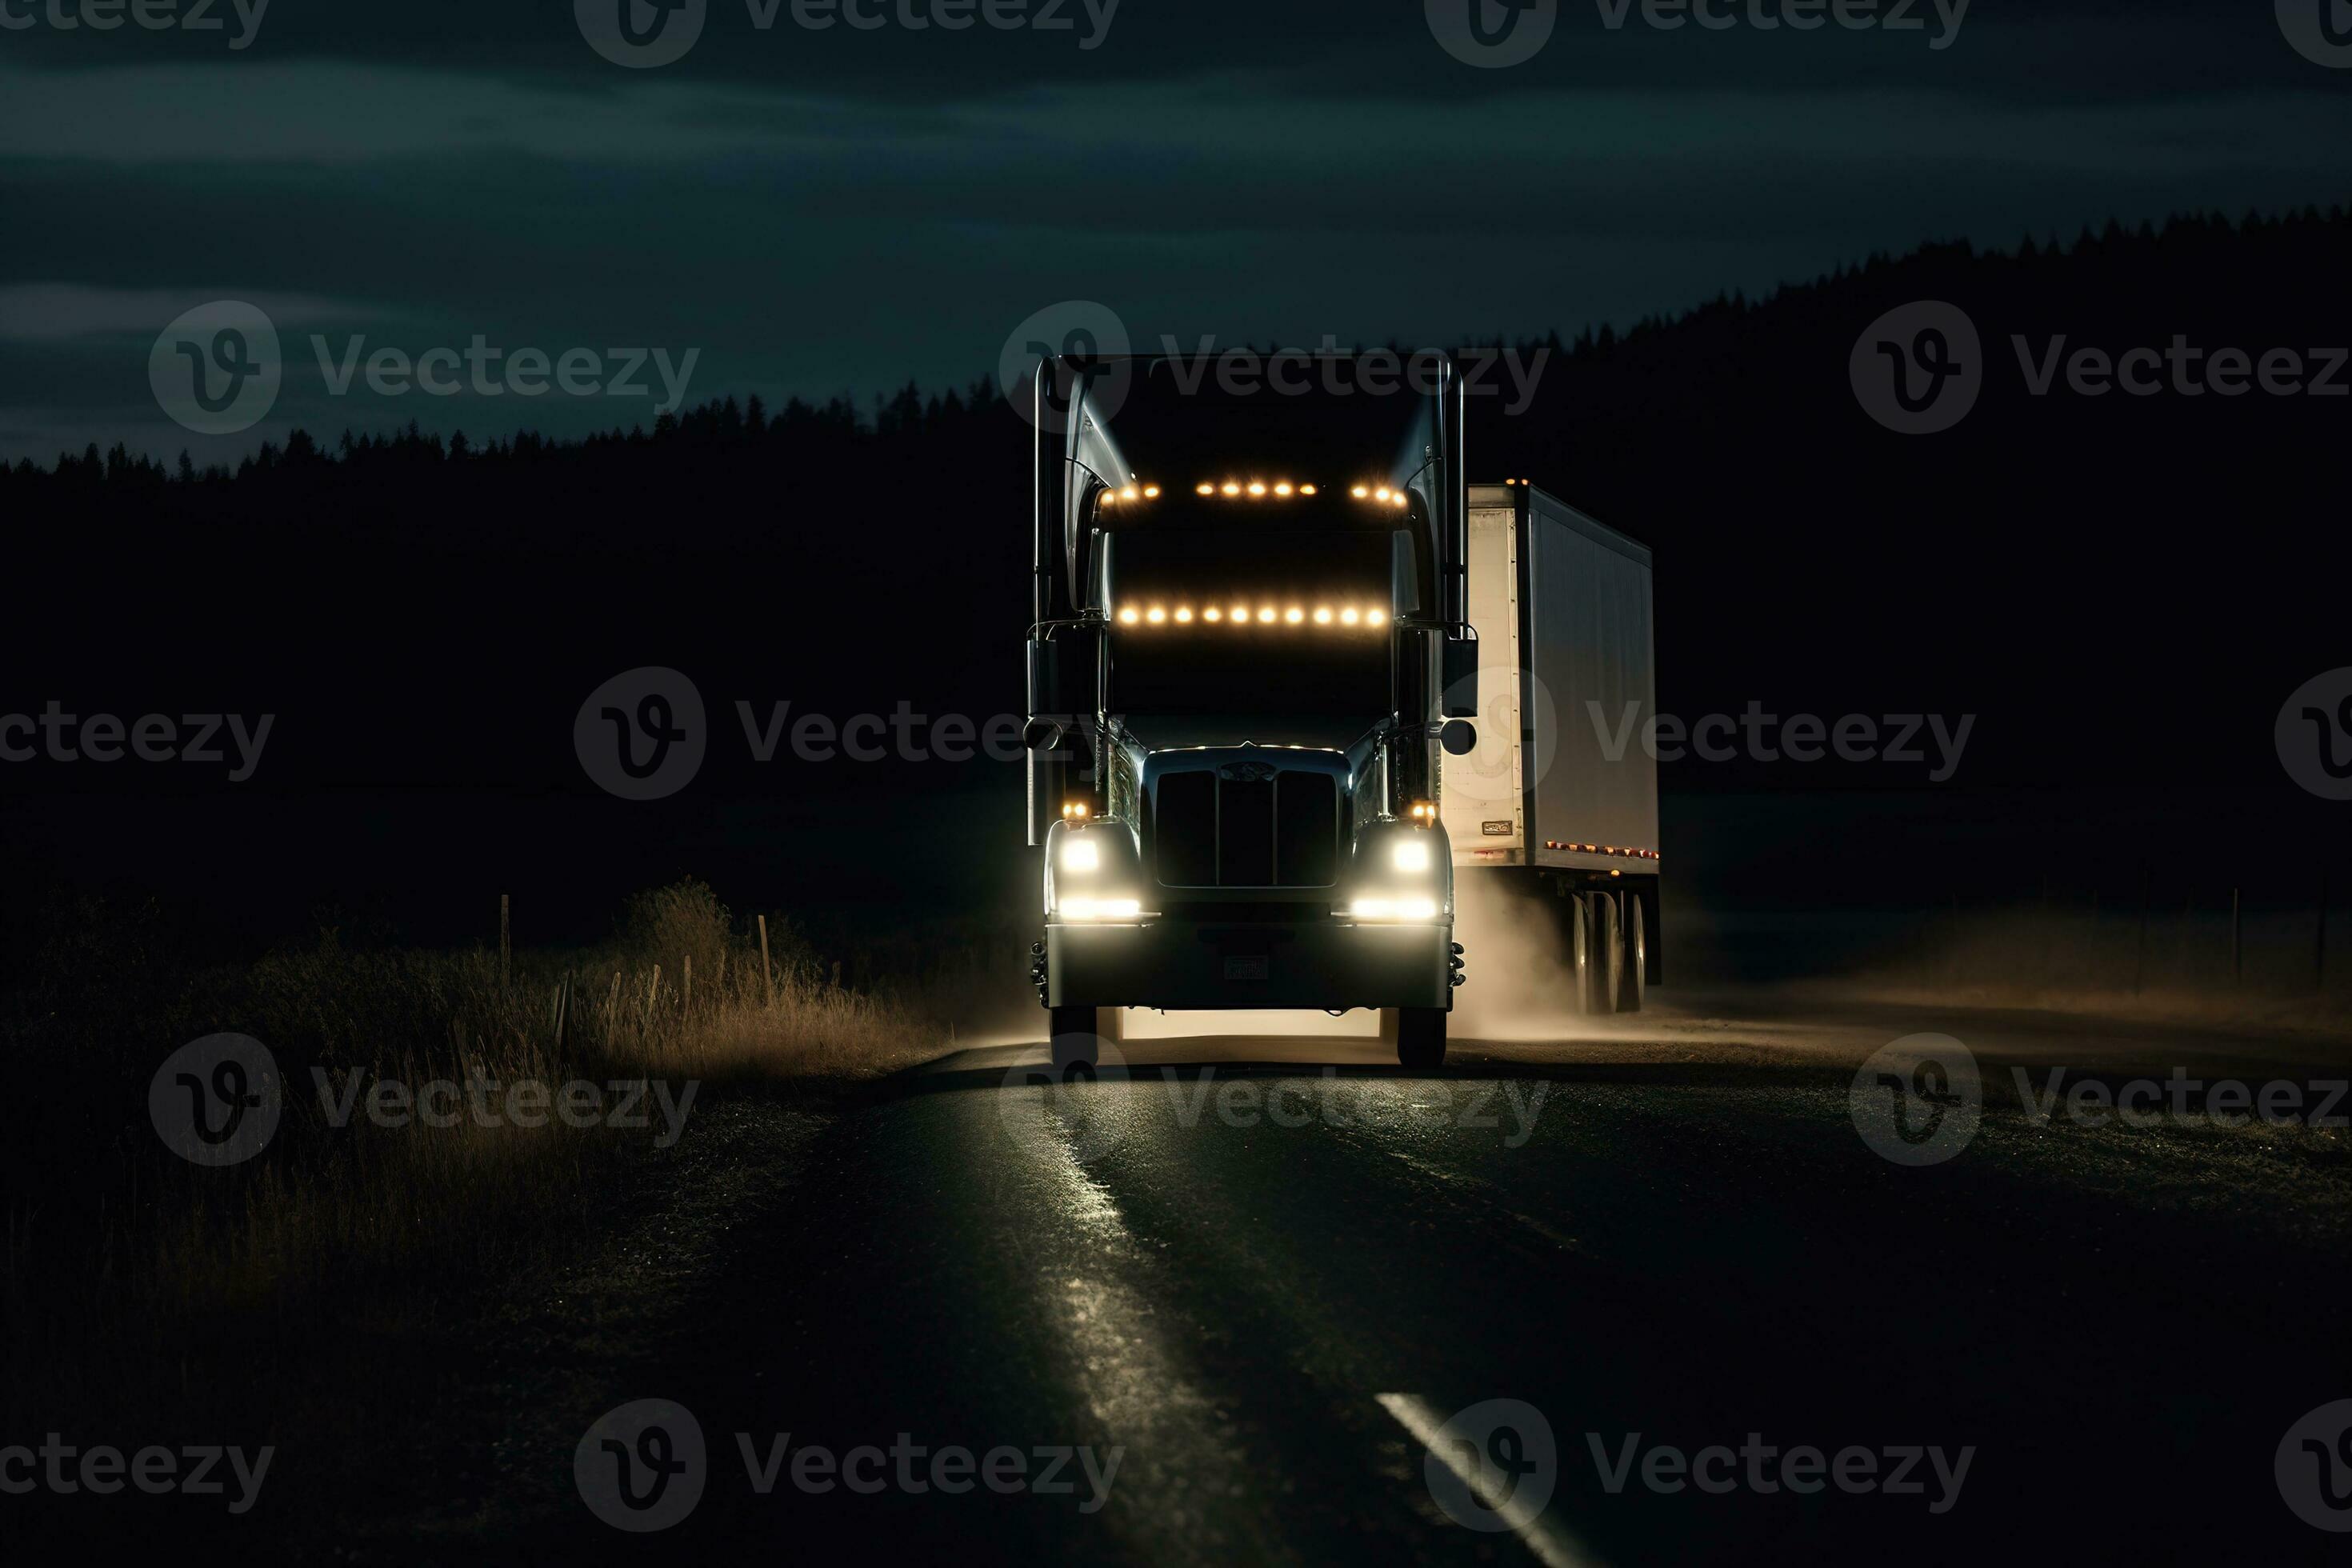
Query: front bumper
[{"left": 1046, "top": 914, "right": 1454, "bottom": 1010}]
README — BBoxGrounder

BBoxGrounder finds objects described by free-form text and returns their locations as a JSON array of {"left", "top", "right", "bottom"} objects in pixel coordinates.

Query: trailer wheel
[
  {"left": 1048, "top": 1004, "right": 1099, "bottom": 1070},
  {"left": 1395, "top": 1006, "right": 1447, "bottom": 1070},
  {"left": 1620, "top": 893, "right": 1646, "bottom": 1014},
  {"left": 1597, "top": 892, "right": 1624, "bottom": 1014},
  {"left": 1567, "top": 893, "right": 1594, "bottom": 1015}
]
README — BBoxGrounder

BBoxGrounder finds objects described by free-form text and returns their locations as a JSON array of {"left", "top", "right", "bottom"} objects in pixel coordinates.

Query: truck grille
[{"left": 1153, "top": 767, "right": 1339, "bottom": 888}]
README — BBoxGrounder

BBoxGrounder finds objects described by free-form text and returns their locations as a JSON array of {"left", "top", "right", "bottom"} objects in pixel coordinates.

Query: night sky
[{"left": 2, "top": 0, "right": 2347, "bottom": 464}]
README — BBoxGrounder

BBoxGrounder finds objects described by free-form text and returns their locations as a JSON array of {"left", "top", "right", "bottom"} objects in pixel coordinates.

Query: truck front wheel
[
  {"left": 1048, "top": 1004, "right": 1099, "bottom": 1069},
  {"left": 1395, "top": 1006, "right": 1447, "bottom": 1070}
]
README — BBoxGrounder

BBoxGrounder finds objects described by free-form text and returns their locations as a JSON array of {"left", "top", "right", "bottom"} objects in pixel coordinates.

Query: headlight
[
  {"left": 1060, "top": 837, "right": 1100, "bottom": 873},
  {"left": 1350, "top": 897, "right": 1438, "bottom": 922},
  {"left": 1390, "top": 839, "right": 1430, "bottom": 873},
  {"left": 1061, "top": 897, "right": 1142, "bottom": 922}
]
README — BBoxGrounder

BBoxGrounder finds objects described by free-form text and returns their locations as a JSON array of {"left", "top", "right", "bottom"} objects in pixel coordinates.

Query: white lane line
[{"left": 1376, "top": 1392, "right": 1603, "bottom": 1568}]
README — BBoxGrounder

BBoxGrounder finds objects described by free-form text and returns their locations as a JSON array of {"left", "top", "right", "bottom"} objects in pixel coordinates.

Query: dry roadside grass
[{"left": 0, "top": 879, "right": 1029, "bottom": 1548}]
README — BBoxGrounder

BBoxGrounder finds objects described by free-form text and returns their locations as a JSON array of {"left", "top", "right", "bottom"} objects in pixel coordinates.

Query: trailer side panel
[{"left": 1525, "top": 489, "right": 1659, "bottom": 866}]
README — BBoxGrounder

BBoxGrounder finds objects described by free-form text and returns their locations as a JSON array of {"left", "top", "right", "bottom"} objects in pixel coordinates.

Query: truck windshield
[{"left": 1105, "top": 528, "right": 1394, "bottom": 718}]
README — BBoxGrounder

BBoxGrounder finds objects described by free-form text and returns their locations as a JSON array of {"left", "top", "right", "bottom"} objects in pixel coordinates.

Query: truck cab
[{"left": 1023, "top": 356, "right": 1478, "bottom": 1068}]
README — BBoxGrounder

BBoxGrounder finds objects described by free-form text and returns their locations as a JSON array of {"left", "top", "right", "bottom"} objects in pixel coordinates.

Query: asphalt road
[{"left": 537, "top": 995, "right": 2350, "bottom": 1564}]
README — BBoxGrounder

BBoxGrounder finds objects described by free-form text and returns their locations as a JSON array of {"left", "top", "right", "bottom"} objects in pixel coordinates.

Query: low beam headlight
[
  {"left": 1062, "top": 897, "right": 1142, "bottom": 922},
  {"left": 1391, "top": 840, "right": 1430, "bottom": 873},
  {"left": 1061, "top": 837, "right": 1100, "bottom": 873}
]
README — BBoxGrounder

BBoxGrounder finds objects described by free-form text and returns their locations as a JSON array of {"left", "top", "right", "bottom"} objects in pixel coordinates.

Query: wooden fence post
[{"left": 757, "top": 915, "right": 774, "bottom": 1008}]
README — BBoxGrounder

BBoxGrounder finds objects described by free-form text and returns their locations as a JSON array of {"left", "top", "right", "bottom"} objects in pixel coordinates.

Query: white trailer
[{"left": 1439, "top": 481, "right": 1660, "bottom": 1010}]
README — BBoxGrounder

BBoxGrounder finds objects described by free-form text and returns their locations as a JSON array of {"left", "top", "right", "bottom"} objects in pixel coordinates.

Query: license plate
[{"left": 1223, "top": 955, "right": 1269, "bottom": 981}]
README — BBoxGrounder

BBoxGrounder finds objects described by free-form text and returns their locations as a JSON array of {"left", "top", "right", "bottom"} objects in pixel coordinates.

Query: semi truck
[{"left": 1021, "top": 354, "right": 1658, "bottom": 1069}]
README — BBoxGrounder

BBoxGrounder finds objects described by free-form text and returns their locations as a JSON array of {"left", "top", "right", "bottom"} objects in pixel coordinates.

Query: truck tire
[
  {"left": 1568, "top": 893, "right": 1594, "bottom": 1015},
  {"left": 1395, "top": 1006, "right": 1447, "bottom": 1070},
  {"left": 1048, "top": 1004, "right": 1099, "bottom": 1070},
  {"left": 1598, "top": 892, "right": 1624, "bottom": 1014},
  {"left": 1620, "top": 893, "right": 1646, "bottom": 1014}
]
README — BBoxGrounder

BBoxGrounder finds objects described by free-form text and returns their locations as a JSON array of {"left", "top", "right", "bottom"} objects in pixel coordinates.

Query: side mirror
[
  {"left": 1022, "top": 717, "right": 1067, "bottom": 754},
  {"left": 1438, "top": 719, "right": 1477, "bottom": 757},
  {"left": 1441, "top": 634, "right": 1478, "bottom": 718}
]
